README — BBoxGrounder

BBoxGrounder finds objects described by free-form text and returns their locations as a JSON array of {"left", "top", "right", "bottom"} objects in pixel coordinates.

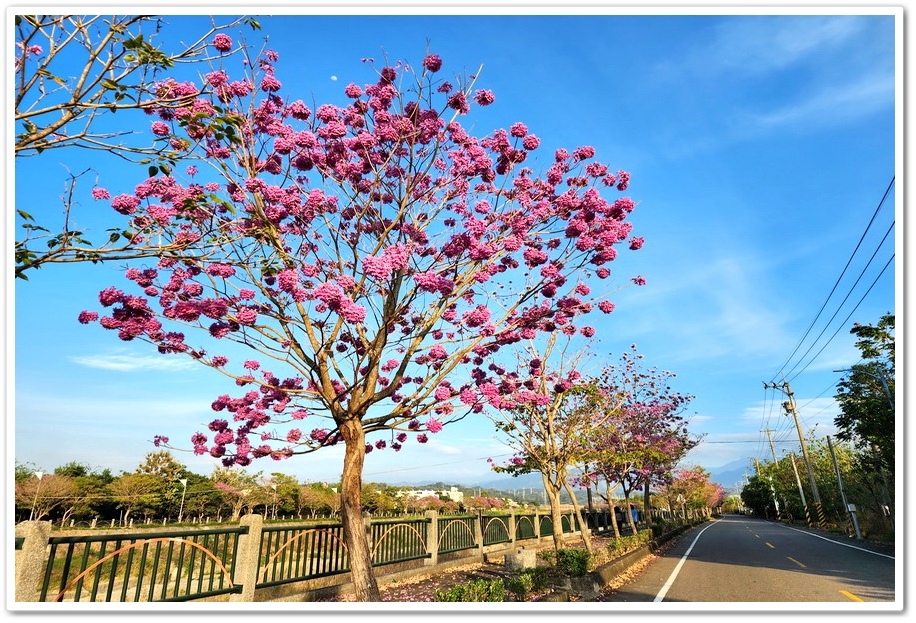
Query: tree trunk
[
  {"left": 605, "top": 482, "right": 621, "bottom": 538},
  {"left": 541, "top": 472, "right": 565, "bottom": 551},
  {"left": 642, "top": 479, "right": 651, "bottom": 530},
  {"left": 339, "top": 418, "right": 381, "bottom": 601},
  {"left": 563, "top": 479, "right": 592, "bottom": 553},
  {"left": 622, "top": 492, "right": 637, "bottom": 534}
]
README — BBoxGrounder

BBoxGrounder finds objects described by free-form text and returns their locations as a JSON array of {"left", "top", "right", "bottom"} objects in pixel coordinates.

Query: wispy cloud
[
  {"left": 69, "top": 352, "right": 199, "bottom": 372},
  {"left": 737, "top": 74, "right": 894, "bottom": 134},
  {"left": 703, "top": 15, "right": 867, "bottom": 76},
  {"left": 615, "top": 253, "right": 795, "bottom": 363}
]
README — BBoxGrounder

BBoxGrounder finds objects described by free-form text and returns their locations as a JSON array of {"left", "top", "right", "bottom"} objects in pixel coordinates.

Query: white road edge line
[
  {"left": 653, "top": 520, "right": 719, "bottom": 602},
  {"left": 780, "top": 523, "right": 895, "bottom": 559}
]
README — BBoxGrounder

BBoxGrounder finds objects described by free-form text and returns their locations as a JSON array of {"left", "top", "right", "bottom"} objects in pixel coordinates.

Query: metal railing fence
[{"left": 16, "top": 508, "right": 584, "bottom": 604}]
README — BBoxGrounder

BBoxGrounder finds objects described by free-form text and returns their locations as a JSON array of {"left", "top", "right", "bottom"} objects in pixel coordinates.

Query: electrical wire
[
  {"left": 782, "top": 222, "right": 894, "bottom": 380},
  {"left": 771, "top": 176, "right": 895, "bottom": 383}
]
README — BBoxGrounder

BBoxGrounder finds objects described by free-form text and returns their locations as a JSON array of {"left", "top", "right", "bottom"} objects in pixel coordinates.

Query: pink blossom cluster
[{"left": 81, "top": 50, "right": 644, "bottom": 468}]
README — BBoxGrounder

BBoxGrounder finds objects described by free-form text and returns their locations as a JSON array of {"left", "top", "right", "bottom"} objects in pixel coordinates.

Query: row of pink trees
[
  {"left": 584, "top": 345, "right": 699, "bottom": 537},
  {"left": 488, "top": 341, "right": 698, "bottom": 544},
  {"left": 76, "top": 38, "right": 645, "bottom": 600}
]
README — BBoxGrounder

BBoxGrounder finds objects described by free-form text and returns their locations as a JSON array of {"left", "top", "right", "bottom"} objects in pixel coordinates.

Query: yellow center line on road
[
  {"left": 787, "top": 557, "right": 806, "bottom": 568},
  {"left": 765, "top": 542, "right": 775, "bottom": 548},
  {"left": 840, "top": 590, "right": 864, "bottom": 602}
]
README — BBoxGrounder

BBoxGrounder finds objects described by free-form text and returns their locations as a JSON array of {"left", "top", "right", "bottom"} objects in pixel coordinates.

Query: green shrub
[
  {"left": 554, "top": 547, "right": 591, "bottom": 577},
  {"left": 434, "top": 577, "right": 505, "bottom": 602},
  {"left": 506, "top": 574, "right": 534, "bottom": 600},
  {"left": 527, "top": 566, "right": 551, "bottom": 591},
  {"left": 505, "top": 566, "right": 552, "bottom": 600}
]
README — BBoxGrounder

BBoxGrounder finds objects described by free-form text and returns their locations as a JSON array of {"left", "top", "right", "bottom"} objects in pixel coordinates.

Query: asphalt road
[{"left": 602, "top": 514, "right": 898, "bottom": 607}]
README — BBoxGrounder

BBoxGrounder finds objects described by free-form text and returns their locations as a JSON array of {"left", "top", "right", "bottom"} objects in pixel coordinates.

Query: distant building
[{"left": 398, "top": 486, "right": 464, "bottom": 504}]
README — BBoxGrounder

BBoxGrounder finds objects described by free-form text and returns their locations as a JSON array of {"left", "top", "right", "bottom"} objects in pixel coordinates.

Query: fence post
[
  {"left": 475, "top": 511, "right": 485, "bottom": 561},
  {"left": 424, "top": 510, "right": 438, "bottom": 567},
  {"left": 15, "top": 520, "right": 52, "bottom": 602},
  {"left": 230, "top": 513, "right": 263, "bottom": 602},
  {"left": 508, "top": 510, "right": 517, "bottom": 547}
]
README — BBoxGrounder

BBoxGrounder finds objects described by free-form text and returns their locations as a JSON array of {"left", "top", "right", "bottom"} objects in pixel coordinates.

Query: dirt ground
[{"left": 317, "top": 533, "right": 669, "bottom": 603}]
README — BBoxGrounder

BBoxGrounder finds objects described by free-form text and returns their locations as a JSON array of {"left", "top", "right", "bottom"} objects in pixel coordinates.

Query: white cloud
[
  {"left": 705, "top": 15, "right": 866, "bottom": 76},
  {"left": 739, "top": 75, "right": 894, "bottom": 133},
  {"left": 70, "top": 352, "right": 199, "bottom": 372}
]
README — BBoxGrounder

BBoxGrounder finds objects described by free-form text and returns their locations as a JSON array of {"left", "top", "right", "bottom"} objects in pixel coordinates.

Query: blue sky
[{"left": 9, "top": 7, "right": 900, "bottom": 490}]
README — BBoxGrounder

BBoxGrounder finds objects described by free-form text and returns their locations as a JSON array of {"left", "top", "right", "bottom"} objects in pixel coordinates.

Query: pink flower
[
  {"left": 629, "top": 236, "right": 644, "bottom": 250},
  {"left": 236, "top": 307, "right": 258, "bottom": 325},
  {"left": 151, "top": 121, "right": 170, "bottom": 136},
  {"left": 462, "top": 305, "right": 491, "bottom": 327},
  {"left": 339, "top": 301, "right": 366, "bottom": 324},
  {"left": 78, "top": 311, "right": 98, "bottom": 324},
  {"left": 212, "top": 34, "right": 232, "bottom": 53},
  {"left": 474, "top": 90, "right": 495, "bottom": 106},
  {"left": 428, "top": 344, "right": 448, "bottom": 360},
  {"left": 111, "top": 194, "right": 140, "bottom": 215},
  {"left": 277, "top": 268, "right": 298, "bottom": 292},
  {"left": 598, "top": 300, "right": 615, "bottom": 314},
  {"left": 422, "top": 54, "right": 443, "bottom": 72},
  {"left": 427, "top": 418, "right": 443, "bottom": 433},
  {"left": 447, "top": 92, "right": 469, "bottom": 114},
  {"left": 631, "top": 275, "right": 647, "bottom": 286},
  {"left": 260, "top": 74, "right": 282, "bottom": 92},
  {"left": 91, "top": 187, "right": 110, "bottom": 200},
  {"left": 509, "top": 122, "right": 528, "bottom": 138}
]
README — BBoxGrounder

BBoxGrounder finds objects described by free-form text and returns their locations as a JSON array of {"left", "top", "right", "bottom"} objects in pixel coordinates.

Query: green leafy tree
[
  {"left": 136, "top": 450, "right": 188, "bottom": 518},
  {"left": 211, "top": 466, "right": 262, "bottom": 519},
  {"left": 834, "top": 313, "right": 895, "bottom": 477},
  {"left": 15, "top": 472, "right": 74, "bottom": 521},
  {"left": 299, "top": 482, "right": 340, "bottom": 519},
  {"left": 54, "top": 462, "right": 115, "bottom": 523},
  {"left": 108, "top": 472, "right": 162, "bottom": 523},
  {"left": 13, "top": 14, "right": 260, "bottom": 278},
  {"left": 740, "top": 475, "right": 777, "bottom": 518}
]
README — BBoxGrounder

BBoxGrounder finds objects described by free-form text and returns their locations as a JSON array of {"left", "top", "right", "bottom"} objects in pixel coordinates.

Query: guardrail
[{"left": 14, "top": 508, "right": 589, "bottom": 604}]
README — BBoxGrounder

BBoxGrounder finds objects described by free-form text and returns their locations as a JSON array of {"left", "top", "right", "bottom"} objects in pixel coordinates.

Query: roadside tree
[
  {"left": 14, "top": 14, "right": 260, "bottom": 278},
  {"left": 78, "top": 46, "right": 642, "bottom": 600}
]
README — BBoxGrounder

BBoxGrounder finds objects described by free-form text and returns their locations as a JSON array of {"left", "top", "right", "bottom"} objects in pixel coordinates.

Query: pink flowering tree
[
  {"left": 658, "top": 466, "right": 726, "bottom": 515},
  {"left": 78, "top": 46, "right": 643, "bottom": 599},
  {"left": 14, "top": 14, "right": 260, "bottom": 279},
  {"left": 584, "top": 345, "right": 698, "bottom": 535},
  {"left": 485, "top": 335, "right": 626, "bottom": 553}
]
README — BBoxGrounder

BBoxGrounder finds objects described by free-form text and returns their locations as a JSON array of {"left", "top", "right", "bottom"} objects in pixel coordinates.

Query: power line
[
  {"left": 771, "top": 176, "right": 895, "bottom": 382},
  {"left": 787, "top": 254, "right": 894, "bottom": 383},
  {"left": 782, "top": 222, "right": 894, "bottom": 380}
]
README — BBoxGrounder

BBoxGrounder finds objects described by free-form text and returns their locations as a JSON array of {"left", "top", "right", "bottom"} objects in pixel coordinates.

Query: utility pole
[
  {"left": 763, "top": 381, "right": 827, "bottom": 528},
  {"left": 787, "top": 453, "right": 813, "bottom": 528},
  {"left": 762, "top": 428, "right": 779, "bottom": 463},
  {"left": 827, "top": 435, "right": 862, "bottom": 539}
]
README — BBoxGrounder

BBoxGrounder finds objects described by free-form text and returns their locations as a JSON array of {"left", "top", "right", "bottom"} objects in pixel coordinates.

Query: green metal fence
[
  {"left": 39, "top": 526, "right": 246, "bottom": 602},
  {"left": 19, "top": 509, "right": 584, "bottom": 602}
]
